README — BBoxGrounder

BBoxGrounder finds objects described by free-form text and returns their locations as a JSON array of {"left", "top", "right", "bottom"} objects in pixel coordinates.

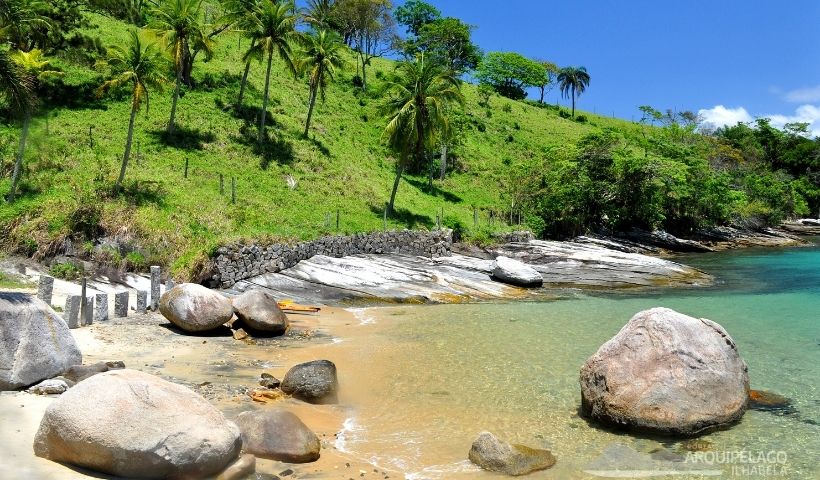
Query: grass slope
[{"left": 0, "top": 12, "right": 638, "bottom": 278}]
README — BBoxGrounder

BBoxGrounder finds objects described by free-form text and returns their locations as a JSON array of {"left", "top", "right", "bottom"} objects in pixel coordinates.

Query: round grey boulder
[
  {"left": 468, "top": 432, "right": 556, "bottom": 476},
  {"left": 580, "top": 307, "right": 749, "bottom": 436},
  {"left": 159, "top": 283, "right": 234, "bottom": 332},
  {"left": 232, "top": 289, "right": 289, "bottom": 335},
  {"left": 0, "top": 293, "right": 82, "bottom": 391},
  {"left": 281, "top": 360, "right": 338, "bottom": 404},
  {"left": 33, "top": 369, "right": 242, "bottom": 478},
  {"left": 491, "top": 256, "right": 543, "bottom": 287},
  {"left": 235, "top": 410, "right": 320, "bottom": 463}
]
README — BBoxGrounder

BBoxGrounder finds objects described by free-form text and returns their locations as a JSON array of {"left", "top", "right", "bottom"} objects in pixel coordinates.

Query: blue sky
[{"left": 403, "top": 1, "right": 820, "bottom": 135}]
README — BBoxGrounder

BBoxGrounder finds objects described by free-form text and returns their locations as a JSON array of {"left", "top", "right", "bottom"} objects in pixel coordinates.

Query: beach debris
[
  {"left": 26, "top": 377, "right": 70, "bottom": 395},
  {"left": 281, "top": 360, "right": 339, "bottom": 404},
  {"left": 63, "top": 361, "right": 125, "bottom": 384},
  {"left": 33, "top": 369, "right": 241, "bottom": 478},
  {"left": 250, "top": 389, "right": 285, "bottom": 403},
  {"left": 232, "top": 328, "right": 249, "bottom": 341},
  {"left": 468, "top": 431, "right": 556, "bottom": 476},
  {"left": 491, "top": 256, "right": 543, "bottom": 287},
  {"left": 159, "top": 283, "right": 234, "bottom": 332},
  {"left": 580, "top": 307, "right": 749, "bottom": 436},
  {"left": 259, "top": 373, "right": 281, "bottom": 389},
  {"left": 216, "top": 454, "right": 256, "bottom": 480},
  {"left": 1, "top": 293, "right": 82, "bottom": 391},
  {"left": 232, "top": 289, "right": 289, "bottom": 335},
  {"left": 235, "top": 410, "right": 321, "bottom": 463}
]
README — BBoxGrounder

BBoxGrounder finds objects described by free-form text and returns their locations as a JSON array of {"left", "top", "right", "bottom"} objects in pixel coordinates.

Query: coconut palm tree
[
  {"left": 302, "top": 0, "right": 336, "bottom": 29},
  {"left": 298, "top": 29, "right": 344, "bottom": 137},
  {"left": 557, "top": 66, "right": 590, "bottom": 118},
  {"left": 0, "top": 0, "right": 50, "bottom": 52},
  {"left": 150, "top": 0, "right": 213, "bottom": 135},
  {"left": 381, "top": 54, "right": 463, "bottom": 216},
  {"left": 98, "top": 30, "right": 169, "bottom": 194},
  {"left": 219, "top": 0, "right": 262, "bottom": 112},
  {"left": 0, "top": 48, "right": 34, "bottom": 202},
  {"left": 243, "top": 0, "right": 299, "bottom": 143}
]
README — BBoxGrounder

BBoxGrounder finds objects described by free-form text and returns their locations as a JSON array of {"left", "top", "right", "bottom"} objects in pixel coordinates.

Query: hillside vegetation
[{"left": 1, "top": 1, "right": 818, "bottom": 280}]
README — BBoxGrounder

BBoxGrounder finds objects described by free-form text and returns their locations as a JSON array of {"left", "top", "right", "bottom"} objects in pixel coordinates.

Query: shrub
[
  {"left": 576, "top": 115, "right": 588, "bottom": 123},
  {"left": 558, "top": 110, "right": 571, "bottom": 119},
  {"left": 351, "top": 75, "right": 363, "bottom": 88},
  {"left": 505, "top": 134, "right": 514, "bottom": 143},
  {"left": 125, "top": 251, "right": 147, "bottom": 271},
  {"left": 501, "top": 103, "right": 512, "bottom": 113},
  {"left": 50, "top": 262, "right": 83, "bottom": 280}
]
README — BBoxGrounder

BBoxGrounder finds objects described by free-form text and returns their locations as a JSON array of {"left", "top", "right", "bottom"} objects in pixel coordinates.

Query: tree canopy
[{"left": 475, "top": 51, "right": 544, "bottom": 100}]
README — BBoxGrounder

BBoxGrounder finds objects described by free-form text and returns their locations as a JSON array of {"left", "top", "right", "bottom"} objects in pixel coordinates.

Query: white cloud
[
  {"left": 765, "top": 104, "right": 820, "bottom": 138},
  {"left": 697, "top": 105, "right": 753, "bottom": 130},
  {"left": 784, "top": 85, "right": 820, "bottom": 103}
]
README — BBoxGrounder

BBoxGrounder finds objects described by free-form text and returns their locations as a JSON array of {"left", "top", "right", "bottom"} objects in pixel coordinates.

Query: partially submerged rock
[
  {"left": 749, "top": 389, "right": 795, "bottom": 414},
  {"left": 232, "top": 289, "right": 289, "bottom": 335},
  {"left": 0, "top": 293, "right": 82, "bottom": 391},
  {"left": 216, "top": 454, "right": 256, "bottom": 480},
  {"left": 159, "top": 283, "right": 234, "bottom": 332},
  {"left": 468, "top": 432, "right": 555, "bottom": 476},
  {"left": 281, "top": 360, "right": 339, "bottom": 404},
  {"left": 235, "top": 410, "right": 320, "bottom": 463},
  {"left": 491, "top": 256, "right": 543, "bottom": 287},
  {"left": 33, "top": 369, "right": 242, "bottom": 478},
  {"left": 580, "top": 308, "right": 749, "bottom": 436}
]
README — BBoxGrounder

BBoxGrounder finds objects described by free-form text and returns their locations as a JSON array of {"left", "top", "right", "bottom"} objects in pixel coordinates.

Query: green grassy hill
[{"left": 0, "top": 12, "right": 639, "bottom": 278}]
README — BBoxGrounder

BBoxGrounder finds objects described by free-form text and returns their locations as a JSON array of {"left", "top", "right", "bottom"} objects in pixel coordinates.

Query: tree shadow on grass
[
  {"left": 308, "top": 136, "right": 331, "bottom": 157},
  {"left": 150, "top": 126, "right": 215, "bottom": 151},
  {"left": 404, "top": 177, "right": 463, "bottom": 203},
  {"left": 369, "top": 204, "right": 433, "bottom": 230},
  {"left": 231, "top": 123, "right": 294, "bottom": 169},
  {"left": 119, "top": 180, "right": 166, "bottom": 207}
]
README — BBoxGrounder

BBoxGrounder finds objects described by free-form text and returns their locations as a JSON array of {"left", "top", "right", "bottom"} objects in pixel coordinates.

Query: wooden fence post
[{"left": 231, "top": 177, "right": 236, "bottom": 204}]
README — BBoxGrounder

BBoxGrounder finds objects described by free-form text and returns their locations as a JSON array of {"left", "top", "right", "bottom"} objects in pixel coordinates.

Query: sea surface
[{"left": 336, "top": 239, "right": 820, "bottom": 479}]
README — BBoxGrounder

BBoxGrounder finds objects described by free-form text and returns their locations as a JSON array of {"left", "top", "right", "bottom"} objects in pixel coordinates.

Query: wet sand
[{"left": 0, "top": 304, "right": 398, "bottom": 480}]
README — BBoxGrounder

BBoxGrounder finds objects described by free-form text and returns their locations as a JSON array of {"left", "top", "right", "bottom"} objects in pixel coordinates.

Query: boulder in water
[
  {"left": 235, "top": 410, "right": 320, "bottom": 463},
  {"left": 491, "top": 256, "right": 543, "bottom": 287},
  {"left": 281, "top": 360, "right": 339, "bottom": 404},
  {"left": 33, "top": 369, "right": 242, "bottom": 478},
  {"left": 159, "top": 283, "right": 234, "bottom": 332},
  {"left": 468, "top": 432, "right": 556, "bottom": 476},
  {"left": 0, "top": 293, "right": 82, "bottom": 391},
  {"left": 580, "top": 307, "right": 749, "bottom": 436},
  {"left": 232, "top": 289, "right": 289, "bottom": 335}
]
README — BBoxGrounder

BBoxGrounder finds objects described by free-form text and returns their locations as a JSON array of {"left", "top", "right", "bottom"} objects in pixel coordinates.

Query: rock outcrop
[
  {"left": 232, "top": 289, "right": 288, "bottom": 335},
  {"left": 580, "top": 308, "right": 749, "bottom": 436},
  {"left": 235, "top": 410, "right": 320, "bottom": 463},
  {"left": 468, "top": 432, "right": 556, "bottom": 476},
  {"left": 0, "top": 293, "right": 82, "bottom": 391},
  {"left": 491, "top": 256, "right": 543, "bottom": 287},
  {"left": 159, "top": 283, "right": 234, "bottom": 332},
  {"left": 33, "top": 369, "right": 242, "bottom": 478},
  {"left": 281, "top": 360, "right": 339, "bottom": 404}
]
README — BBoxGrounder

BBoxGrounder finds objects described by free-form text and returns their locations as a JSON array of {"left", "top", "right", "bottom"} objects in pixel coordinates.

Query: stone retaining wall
[{"left": 211, "top": 230, "right": 453, "bottom": 288}]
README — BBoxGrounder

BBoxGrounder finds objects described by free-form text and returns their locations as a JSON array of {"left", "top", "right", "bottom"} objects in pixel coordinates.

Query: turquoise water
[{"left": 338, "top": 240, "right": 820, "bottom": 479}]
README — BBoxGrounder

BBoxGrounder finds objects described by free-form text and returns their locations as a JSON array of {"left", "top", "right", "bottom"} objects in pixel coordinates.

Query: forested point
[{"left": 1, "top": 0, "right": 818, "bottom": 278}]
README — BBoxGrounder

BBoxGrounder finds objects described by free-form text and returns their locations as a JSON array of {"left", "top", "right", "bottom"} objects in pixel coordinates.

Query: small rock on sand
[
  {"left": 468, "top": 431, "right": 556, "bottom": 476},
  {"left": 281, "top": 360, "right": 339, "bottom": 404}
]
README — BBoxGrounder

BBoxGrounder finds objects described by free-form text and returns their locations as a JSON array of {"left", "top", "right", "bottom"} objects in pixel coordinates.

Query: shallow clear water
[{"left": 338, "top": 241, "right": 820, "bottom": 479}]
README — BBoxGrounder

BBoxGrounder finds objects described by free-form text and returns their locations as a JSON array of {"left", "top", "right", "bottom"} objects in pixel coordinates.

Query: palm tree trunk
[
  {"left": 116, "top": 102, "right": 139, "bottom": 194},
  {"left": 303, "top": 80, "right": 318, "bottom": 137},
  {"left": 571, "top": 85, "right": 576, "bottom": 118},
  {"left": 237, "top": 60, "right": 251, "bottom": 112},
  {"left": 168, "top": 68, "right": 181, "bottom": 135},
  {"left": 439, "top": 144, "right": 447, "bottom": 180},
  {"left": 7, "top": 111, "right": 31, "bottom": 203},
  {"left": 259, "top": 50, "right": 274, "bottom": 144},
  {"left": 387, "top": 160, "right": 404, "bottom": 217}
]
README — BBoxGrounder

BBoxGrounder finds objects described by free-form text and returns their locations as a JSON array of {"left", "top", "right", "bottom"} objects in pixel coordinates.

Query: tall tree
[
  {"left": 415, "top": 17, "right": 481, "bottom": 76},
  {"left": 0, "top": 48, "right": 35, "bottom": 202},
  {"left": 394, "top": 0, "right": 439, "bottom": 36},
  {"left": 535, "top": 60, "right": 558, "bottom": 104},
  {"left": 475, "top": 51, "right": 544, "bottom": 100},
  {"left": 6, "top": 50, "right": 58, "bottom": 203},
  {"left": 381, "top": 54, "right": 463, "bottom": 215},
  {"left": 302, "top": 0, "right": 336, "bottom": 29},
  {"left": 150, "top": 0, "right": 214, "bottom": 135},
  {"left": 97, "top": 30, "right": 168, "bottom": 194},
  {"left": 0, "top": 0, "right": 51, "bottom": 52},
  {"left": 334, "top": 0, "right": 394, "bottom": 91},
  {"left": 557, "top": 66, "right": 590, "bottom": 118},
  {"left": 298, "top": 29, "right": 345, "bottom": 137},
  {"left": 243, "top": 0, "right": 299, "bottom": 143}
]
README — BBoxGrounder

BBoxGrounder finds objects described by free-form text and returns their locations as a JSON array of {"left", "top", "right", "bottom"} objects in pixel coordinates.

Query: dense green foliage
[{"left": 0, "top": 0, "right": 818, "bottom": 280}]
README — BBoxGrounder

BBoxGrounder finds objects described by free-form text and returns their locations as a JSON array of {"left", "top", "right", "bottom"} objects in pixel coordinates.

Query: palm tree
[
  {"left": 302, "top": 0, "right": 336, "bottom": 29},
  {"left": 0, "top": 48, "right": 34, "bottom": 202},
  {"left": 150, "top": 0, "right": 213, "bottom": 135},
  {"left": 243, "top": 0, "right": 299, "bottom": 143},
  {"left": 0, "top": 0, "right": 50, "bottom": 52},
  {"left": 219, "top": 0, "right": 261, "bottom": 112},
  {"left": 298, "top": 29, "right": 344, "bottom": 137},
  {"left": 557, "top": 66, "right": 590, "bottom": 118},
  {"left": 97, "top": 30, "right": 169, "bottom": 194},
  {"left": 381, "top": 54, "right": 463, "bottom": 216}
]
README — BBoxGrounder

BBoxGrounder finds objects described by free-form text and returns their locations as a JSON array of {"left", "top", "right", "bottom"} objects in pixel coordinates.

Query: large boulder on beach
[
  {"left": 159, "top": 283, "right": 234, "bottom": 332},
  {"left": 491, "top": 256, "right": 543, "bottom": 287},
  {"left": 281, "top": 360, "right": 339, "bottom": 404},
  {"left": 232, "top": 289, "right": 289, "bottom": 335},
  {"left": 580, "top": 307, "right": 749, "bottom": 436},
  {"left": 33, "top": 369, "right": 242, "bottom": 478},
  {"left": 0, "top": 293, "right": 82, "bottom": 391},
  {"left": 468, "top": 432, "right": 556, "bottom": 476},
  {"left": 235, "top": 410, "right": 320, "bottom": 463}
]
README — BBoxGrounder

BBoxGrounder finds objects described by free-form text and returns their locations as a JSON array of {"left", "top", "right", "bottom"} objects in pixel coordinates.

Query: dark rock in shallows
[
  {"left": 232, "top": 289, "right": 289, "bottom": 335},
  {"left": 280, "top": 360, "right": 339, "bottom": 404},
  {"left": 235, "top": 410, "right": 320, "bottom": 463},
  {"left": 749, "top": 390, "right": 795, "bottom": 415},
  {"left": 259, "top": 373, "right": 281, "bottom": 389},
  {"left": 468, "top": 432, "right": 556, "bottom": 476}
]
